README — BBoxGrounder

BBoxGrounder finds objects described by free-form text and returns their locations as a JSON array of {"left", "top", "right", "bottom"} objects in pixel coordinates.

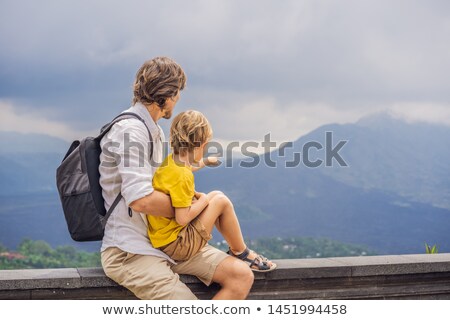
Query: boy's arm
[
  {"left": 191, "top": 156, "right": 221, "bottom": 172},
  {"left": 175, "top": 192, "right": 209, "bottom": 226}
]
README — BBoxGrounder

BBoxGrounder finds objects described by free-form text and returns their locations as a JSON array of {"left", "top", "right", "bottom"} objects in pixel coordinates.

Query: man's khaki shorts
[
  {"left": 160, "top": 218, "right": 212, "bottom": 261},
  {"left": 101, "top": 244, "right": 228, "bottom": 300}
]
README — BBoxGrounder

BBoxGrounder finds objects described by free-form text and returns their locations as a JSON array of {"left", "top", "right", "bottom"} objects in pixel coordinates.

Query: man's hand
[{"left": 130, "top": 190, "right": 175, "bottom": 218}]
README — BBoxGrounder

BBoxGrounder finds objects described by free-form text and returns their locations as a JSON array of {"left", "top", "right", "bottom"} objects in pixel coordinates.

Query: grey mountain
[
  {"left": 195, "top": 114, "right": 450, "bottom": 254},
  {"left": 0, "top": 132, "right": 67, "bottom": 195},
  {"left": 0, "top": 115, "right": 449, "bottom": 254}
]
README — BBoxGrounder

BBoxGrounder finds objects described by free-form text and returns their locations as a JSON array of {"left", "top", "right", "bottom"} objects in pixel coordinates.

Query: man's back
[{"left": 99, "top": 103, "right": 168, "bottom": 259}]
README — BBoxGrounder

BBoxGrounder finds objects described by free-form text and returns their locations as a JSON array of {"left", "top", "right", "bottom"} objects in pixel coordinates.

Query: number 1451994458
[{"left": 268, "top": 304, "right": 347, "bottom": 315}]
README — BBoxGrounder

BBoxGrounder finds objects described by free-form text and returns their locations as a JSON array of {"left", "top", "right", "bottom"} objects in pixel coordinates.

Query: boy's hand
[
  {"left": 191, "top": 156, "right": 221, "bottom": 172},
  {"left": 194, "top": 192, "right": 209, "bottom": 206},
  {"left": 194, "top": 191, "right": 207, "bottom": 199},
  {"left": 204, "top": 156, "right": 221, "bottom": 167}
]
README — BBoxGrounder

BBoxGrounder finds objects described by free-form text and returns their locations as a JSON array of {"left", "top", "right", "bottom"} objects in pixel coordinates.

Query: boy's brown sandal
[{"left": 227, "top": 247, "right": 277, "bottom": 272}]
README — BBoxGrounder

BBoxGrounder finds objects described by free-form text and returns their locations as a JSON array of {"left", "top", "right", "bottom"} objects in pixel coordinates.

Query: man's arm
[{"left": 130, "top": 190, "right": 175, "bottom": 218}]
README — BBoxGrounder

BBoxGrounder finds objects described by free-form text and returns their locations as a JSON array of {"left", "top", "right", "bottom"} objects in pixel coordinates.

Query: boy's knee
[
  {"left": 213, "top": 193, "right": 233, "bottom": 208},
  {"left": 207, "top": 190, "right": 224, "bottom": 199}
]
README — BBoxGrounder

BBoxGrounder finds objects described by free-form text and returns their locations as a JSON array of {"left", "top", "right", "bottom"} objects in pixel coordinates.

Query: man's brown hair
[
  {"left": 132, "top": 57, "right": 186, "bottom": 107},
  {"left": 170, "top": 110, "right": 213, "bottom": 155}
]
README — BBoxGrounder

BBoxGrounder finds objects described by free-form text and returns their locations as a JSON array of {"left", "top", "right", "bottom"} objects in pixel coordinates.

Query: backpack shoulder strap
[
  {"left": 98, "top": 111, "right": 155, "bottom": 220},
  {"left": 97, "top": 112, "right": 154, "bottom": 159},
  {"left": 102, "top": 192, "right": 123, "bottom": 228}
]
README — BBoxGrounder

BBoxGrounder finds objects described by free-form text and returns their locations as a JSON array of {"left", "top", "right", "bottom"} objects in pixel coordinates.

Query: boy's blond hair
[{"left": 170, "top": 110, "right": 213, "bottom": 155}]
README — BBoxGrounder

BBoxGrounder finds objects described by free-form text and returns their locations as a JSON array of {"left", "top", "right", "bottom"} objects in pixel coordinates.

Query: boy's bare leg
[
  {"left": 199, "top": 192, "right": 246, "bottom": 253},
  {"left": 206, "top": 191, "right": 225, "bottom": 234},
  {"left": 198, "top": 191, "right": 275, "bottom": 268}
]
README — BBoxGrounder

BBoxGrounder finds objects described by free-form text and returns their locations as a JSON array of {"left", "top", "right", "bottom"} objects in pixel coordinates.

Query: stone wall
[{"left": 1, "top": 254, "right": 450, "bottom": 299}]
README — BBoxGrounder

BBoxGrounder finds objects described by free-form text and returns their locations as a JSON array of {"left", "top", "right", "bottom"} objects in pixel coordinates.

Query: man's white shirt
[{"left": 99, "top": 103, "right": 173, "bottom": 261}]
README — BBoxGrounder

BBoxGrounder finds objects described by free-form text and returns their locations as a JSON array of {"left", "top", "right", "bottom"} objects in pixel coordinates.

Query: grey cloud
[{"left": 0, "top": 0, "right": 449, "bottom": 138}]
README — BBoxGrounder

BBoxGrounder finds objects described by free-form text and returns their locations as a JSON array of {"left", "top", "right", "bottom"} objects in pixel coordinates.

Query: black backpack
[{"left": 56, "top": 112, "right": 153, "bottom": 241}]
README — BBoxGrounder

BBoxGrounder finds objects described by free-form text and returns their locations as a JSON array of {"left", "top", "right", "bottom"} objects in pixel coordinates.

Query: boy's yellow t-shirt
[{"left": 147, "top": 154, "right": 195, "bottom": 248}]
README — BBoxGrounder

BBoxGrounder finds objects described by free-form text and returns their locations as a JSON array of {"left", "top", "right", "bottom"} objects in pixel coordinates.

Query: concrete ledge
[{"left": 1, "top": 254, "right": 450, "bottom": 299}]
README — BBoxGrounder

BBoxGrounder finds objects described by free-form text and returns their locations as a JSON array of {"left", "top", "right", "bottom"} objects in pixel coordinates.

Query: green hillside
[
  {"left": 0, "top": 237, "right": 376, "bottom": 270},
  {"left": 0, "top": 239, "right": 101, "bottom": 270},
  {"left": 214, "top": 237, "right": 377, "bottom": 259}
]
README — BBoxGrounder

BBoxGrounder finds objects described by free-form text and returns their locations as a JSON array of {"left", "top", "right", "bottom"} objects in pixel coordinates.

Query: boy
[{"left": 148, "top": 110, "right": 276, "bottom": 272}]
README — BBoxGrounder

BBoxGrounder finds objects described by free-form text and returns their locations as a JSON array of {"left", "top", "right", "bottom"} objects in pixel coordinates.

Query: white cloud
[
  {"left": 185, "top": 86, "right": 450, "bottom": 147},
  {"left": 185, "top": 87, "right": 376, "bottom": 143},
  {"left": 389, "top": 102, "right": 450, "bottom": 126},
  {"left": 1, "top": 97, "right": 449, "bottom": 158},
  {"left": 0, "top": 100, "right": 94, "bottom": 141}
]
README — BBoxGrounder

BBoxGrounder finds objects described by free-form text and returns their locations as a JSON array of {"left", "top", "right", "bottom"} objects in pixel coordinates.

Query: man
[{"left": 99, "top": 57, "right": 254, "bottom": 299}]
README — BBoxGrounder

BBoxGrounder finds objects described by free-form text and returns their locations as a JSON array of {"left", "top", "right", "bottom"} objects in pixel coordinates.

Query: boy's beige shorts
[
  {"left": 101, "top": 242, "right": 228, "bottom": 300},
  {"left": 160, "top": 217, "right": 212, "bottom": 262}
]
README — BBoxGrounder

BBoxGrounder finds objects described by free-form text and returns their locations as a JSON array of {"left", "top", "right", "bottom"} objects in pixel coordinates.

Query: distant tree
[
  {"left": 55, "top": 246, "right": 78, "bottom": 261},
  {"left": 2, "top": 237, "right": 377, "bottom": 270},
  {"left": 213, "top": 236, "right": 376, "bottom": 259},
  {"left": 18, "top": 239, "right": 52, "bottom": 256},
  {"left": 0, "top": 239, "right": 102, "bottom": 269}
]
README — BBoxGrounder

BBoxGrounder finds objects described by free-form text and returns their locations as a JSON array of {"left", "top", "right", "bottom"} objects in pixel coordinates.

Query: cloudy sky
[{"left": 1, "top": 0, "right": 450, "bottom": 145}]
